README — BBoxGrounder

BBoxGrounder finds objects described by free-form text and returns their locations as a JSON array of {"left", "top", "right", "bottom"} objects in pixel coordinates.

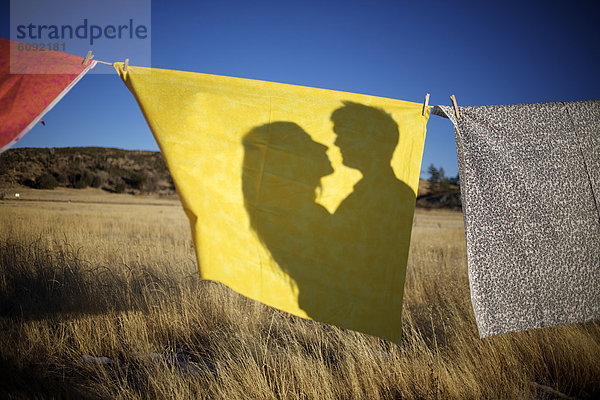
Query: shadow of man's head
[{"left": 331, "top": 101, "right": 399, "bottom": 172}]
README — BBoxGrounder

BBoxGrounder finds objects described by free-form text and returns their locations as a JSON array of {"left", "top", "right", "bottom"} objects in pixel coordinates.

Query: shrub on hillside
[
  {"left": 142, "top": 175, "right": 159, "bottom": 193},
  {"left": 69, "top": 170, "right": 93, "bottom": 189},
  {"left": 74, "top": 179, "right": 88, "bottom": 189},
  {"left": 21, "top": 178, "right": 37, "bottom": 188},
  {"left": 90, "top": 174, "right": 103, "bottom": 188},
  {"left": 35, "top": 173, "right": 58, "bottom": 189},
  {"left": 127, "top": 172, "right": 147, "bottom": 190},
  {"left": 115, "top": 182, "right": 126, "bottom": 193}
]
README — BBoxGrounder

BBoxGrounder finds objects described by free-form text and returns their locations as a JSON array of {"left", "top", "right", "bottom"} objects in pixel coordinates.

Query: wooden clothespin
[
  {"left": 81, "top": 50, "right": 93, "bottom": 66},
  {"left": 450, "top": 94, "right": 460, "bottom": 119},
  {"left": 124, "top": 58, "right": 129, "bottom": 71},
  {"left": 422, "top": 93, "right": 430, "bottom": 116}
]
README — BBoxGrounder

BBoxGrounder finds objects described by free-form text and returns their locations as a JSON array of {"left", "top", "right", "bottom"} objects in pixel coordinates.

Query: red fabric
[{"left": 0, "top": 38, "right": 91, "bottom": 152}]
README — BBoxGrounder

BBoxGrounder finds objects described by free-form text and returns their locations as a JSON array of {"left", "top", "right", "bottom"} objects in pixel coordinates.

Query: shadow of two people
[{"left": 241, "top": 101, "right": 415, "bottom": 339}]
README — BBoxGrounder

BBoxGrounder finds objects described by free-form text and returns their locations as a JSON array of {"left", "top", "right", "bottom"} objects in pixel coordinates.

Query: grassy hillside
[
  {"left": 1, "top": 147, "right": 461, "bottom": 208},
  {"left": 0, "top": 147, "right": 175, "bottom": 196}
]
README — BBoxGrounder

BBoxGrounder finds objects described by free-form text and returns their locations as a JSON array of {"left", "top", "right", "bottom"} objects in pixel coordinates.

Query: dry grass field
[{"left": 1, "top": 189, "right": 599, "bottom": 399}]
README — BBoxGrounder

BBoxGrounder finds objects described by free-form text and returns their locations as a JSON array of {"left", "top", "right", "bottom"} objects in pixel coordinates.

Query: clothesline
[{"left": 90, "top": 56, "right": 462, "bottom": 119}]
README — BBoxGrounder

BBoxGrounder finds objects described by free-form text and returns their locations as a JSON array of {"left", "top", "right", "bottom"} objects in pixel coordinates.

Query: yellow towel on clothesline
[{"left": 115, "top": 63, "right": 429, "bottom": 343}]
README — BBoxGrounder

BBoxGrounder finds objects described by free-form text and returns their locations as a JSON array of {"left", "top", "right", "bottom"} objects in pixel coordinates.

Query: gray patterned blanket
[{"left": 433, "top": 101, "right": 600, "bottom": 337}]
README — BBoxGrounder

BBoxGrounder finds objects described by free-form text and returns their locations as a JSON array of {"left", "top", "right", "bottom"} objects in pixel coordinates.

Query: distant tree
[
  {"left": 438, "top": 167, "right": 445, "bottom": 179},
  {"left": 448, "top": 173, "right": 460, "bottom": 186},
  {"left": 438, "top": 167, "right": 451, "bottom": 192},
  {"left": 427, "top": 164, "right": 440, "bottom": 192},
  {"left": 428, "top": 165, "right": 458, "bottom": 193}
]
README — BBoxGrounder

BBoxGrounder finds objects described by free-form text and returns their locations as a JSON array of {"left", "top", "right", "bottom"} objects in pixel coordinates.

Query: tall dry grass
[{"left": 0, "top": 196, "right": 599, "bottom": 399}]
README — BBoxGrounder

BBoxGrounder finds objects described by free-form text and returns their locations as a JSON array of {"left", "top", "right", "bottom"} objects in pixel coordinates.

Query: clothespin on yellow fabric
[
  {"left": 450, "top": 94, "right": 460, "bottom": 119},
  {"left": 422, "top": 93, "right": 430, "bottom": 116},
  {"left": 124, "top": 58, "right": 129, "bottom": 71}
]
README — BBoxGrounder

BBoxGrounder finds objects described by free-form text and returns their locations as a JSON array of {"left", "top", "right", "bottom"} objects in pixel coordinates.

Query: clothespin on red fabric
[{"left": 82, "top": 50, "right": 93, "bottom": 66}]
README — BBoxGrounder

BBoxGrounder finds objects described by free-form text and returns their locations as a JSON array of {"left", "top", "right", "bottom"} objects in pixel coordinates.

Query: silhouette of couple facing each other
[{"left": 241, "top": 101, "right": 415, "bottom": 334}]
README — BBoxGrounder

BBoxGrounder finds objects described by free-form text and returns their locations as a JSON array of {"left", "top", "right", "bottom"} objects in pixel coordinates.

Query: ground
[{"left": 0, "top": 188, "right": 598, "bottom": 399}]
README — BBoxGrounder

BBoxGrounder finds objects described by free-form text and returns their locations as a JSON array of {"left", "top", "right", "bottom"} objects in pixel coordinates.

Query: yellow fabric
[{"left": 115, "top": 63, "right": 429, "bottom": 343}]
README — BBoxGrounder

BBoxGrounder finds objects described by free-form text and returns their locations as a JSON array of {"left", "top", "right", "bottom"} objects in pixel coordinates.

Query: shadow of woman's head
[{"left": 242, "top": 121, "right": 333, "bottom": 232}]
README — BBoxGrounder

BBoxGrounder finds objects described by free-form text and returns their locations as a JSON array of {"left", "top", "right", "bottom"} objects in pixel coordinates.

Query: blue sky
[{"left": 2, "top": 0, "right": 600, "bottom": 178}]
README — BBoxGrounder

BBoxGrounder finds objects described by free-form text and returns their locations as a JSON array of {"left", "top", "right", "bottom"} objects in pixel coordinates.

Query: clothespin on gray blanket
[{"left": 450, "top": 94, "right": 460, "bottom": 119}]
